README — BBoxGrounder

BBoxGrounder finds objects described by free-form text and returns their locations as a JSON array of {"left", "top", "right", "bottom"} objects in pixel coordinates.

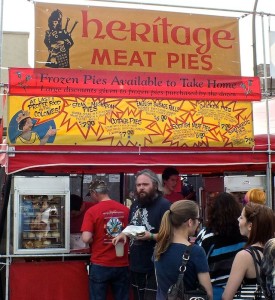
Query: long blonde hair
[{"left": 154, "top": 200, "right": 198, "bottom": 260}]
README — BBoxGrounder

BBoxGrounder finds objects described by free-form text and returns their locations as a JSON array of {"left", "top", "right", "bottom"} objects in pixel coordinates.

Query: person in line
[
  {"left": 113, "top": 169, "right": 171, "bottom": 300},
  {"left": 243, "top": 188, "right": 266, "bottom": 205},
  {"left": 70, "top": 194, "right": 95, "bottom": 252},
  {"left": 162, "top": 167, "right": 183, "bottom": 203},
  {"left": 81, "top": 180, "right": 130, "bottom": 300},
  {"left": 182, "top": 181, "right": 196, "bottom": 201},
  {"left": 70, "top": 194, "right": 95, "bottom": 234},
  {"left": 222, "top": 202, "right": 275, "bottom": 300},
  {"left": 125, "top": 190, "right": 136, "bottom": 208},
  {"left": 154, "top": 200, "right": 213, "bottom": 300},
  {"left": 195, "top": 192, "right": 247, "bottom": 300},
  {"left": 260, "top": 238, "right": 275, "bottom": 299}
]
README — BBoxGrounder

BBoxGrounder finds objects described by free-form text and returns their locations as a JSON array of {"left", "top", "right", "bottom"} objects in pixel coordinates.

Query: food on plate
[{"left": 122, "top": 225, "right": 146, "bottom": 238}]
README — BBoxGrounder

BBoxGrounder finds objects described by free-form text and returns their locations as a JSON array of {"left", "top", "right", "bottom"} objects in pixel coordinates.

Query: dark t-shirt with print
[{"left": 129, "top": 195, "right": 170, "bottom": 273}]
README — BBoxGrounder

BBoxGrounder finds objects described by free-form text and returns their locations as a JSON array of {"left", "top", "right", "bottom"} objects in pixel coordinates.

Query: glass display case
[{"left": 13, "top": 176, "right": 70, "bottom": 254}]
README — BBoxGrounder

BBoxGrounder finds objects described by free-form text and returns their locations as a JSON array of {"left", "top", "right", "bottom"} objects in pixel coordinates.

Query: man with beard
[{"left": 113, "top": 169, "right": 170, "bottom": 300}]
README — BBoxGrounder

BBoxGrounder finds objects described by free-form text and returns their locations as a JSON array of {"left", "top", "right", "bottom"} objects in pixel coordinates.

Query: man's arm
[{"left": 82, "top": 231, "right": 93, "bottom": 244}]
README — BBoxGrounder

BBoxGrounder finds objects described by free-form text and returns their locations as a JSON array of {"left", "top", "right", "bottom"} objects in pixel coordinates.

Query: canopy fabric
[{"left": 5, "top": 134, "right": 275, "bottom": 174}]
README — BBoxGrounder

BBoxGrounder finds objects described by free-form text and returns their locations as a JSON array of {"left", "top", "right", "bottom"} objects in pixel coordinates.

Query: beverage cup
[{"left": 115, "top": 242, "right": 124, "bottom": 257}]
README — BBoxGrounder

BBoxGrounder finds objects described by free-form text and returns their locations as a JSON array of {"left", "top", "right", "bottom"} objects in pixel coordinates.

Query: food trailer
[
  {"left": 1, "top": 69, "right": 275, "bottom": 300},
  {"left": 0, "top": 3, "right": 275, "bottom": 300}
]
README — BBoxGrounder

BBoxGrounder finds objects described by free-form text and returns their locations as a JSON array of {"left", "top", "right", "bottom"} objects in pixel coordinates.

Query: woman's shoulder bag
[{"left": 167, "top": 245, "right": 209, "bottom": 300}]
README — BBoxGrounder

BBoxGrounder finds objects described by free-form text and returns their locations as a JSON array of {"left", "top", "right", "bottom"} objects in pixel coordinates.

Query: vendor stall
[{"left": 0, "top": 3, "right": 275, "bottom": 300}]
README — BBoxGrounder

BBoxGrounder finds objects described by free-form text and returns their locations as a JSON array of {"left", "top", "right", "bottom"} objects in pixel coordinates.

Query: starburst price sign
[{"left": 7, "top": 96, "right": 254, "bottom": 148}]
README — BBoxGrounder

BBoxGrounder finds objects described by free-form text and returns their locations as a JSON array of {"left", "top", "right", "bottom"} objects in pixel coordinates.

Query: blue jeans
[
  {"left": 89, "top": 264, "right": 130, "bottom": 300},
  {"left": 213, "top": 286, "right": 224, "bottom": 300}
]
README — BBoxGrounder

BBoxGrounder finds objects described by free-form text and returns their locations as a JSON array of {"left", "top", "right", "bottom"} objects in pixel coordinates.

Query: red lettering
[
  {"left": 213, "top": 30, "right": 235, "bottom": 49},
  {"left": 81, "top": 11, "right": 235, "bottom": 54},
  {"left": 167, "top": 53, "right": 212, "bottom": 71},
  {"left": 188, "top": 54, "right": 199, "bottom": 70},
  {"left": 91, "top": 49, "right": 112, "bottom": 65},
  {"left": 82, "top": 11, "right": 105, "bottom": 39},
  {"left": 201, "top": 55, "right": 212, "bottom": 71},
  {"left": 91, "top": 49, "right": 156, "bottom": 67},
  {"left": 114, "top": 50, "right": 128, "bottom": 65},
  {"left": 130, "top": 22, "right": 150, "bottom": 41},
  {"left": 171, "top": 26, "right": 191, "bottom": 45},
  {"left": 106, "top": 21, "right": 128, "bottom": 41},
  {"left": 193, "top": 28, "right": 211, "bottom": 54}
]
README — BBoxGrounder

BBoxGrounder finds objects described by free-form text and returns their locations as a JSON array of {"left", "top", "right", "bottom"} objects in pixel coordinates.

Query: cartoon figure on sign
[
  {"left": 44, "top": 9, "right": 78, "bottom": 68},
  {"left": 14, "top": 110, "right": 56, "bottom": 145}
]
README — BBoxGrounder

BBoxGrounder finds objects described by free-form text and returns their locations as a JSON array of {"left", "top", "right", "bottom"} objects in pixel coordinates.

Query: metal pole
[
  {"left": 252, "top": 0, "right": 259, "bottom": 76},
  {"left": 260, "top": 13, "right": 273, "bottom": 208},
  {"left": 0, "top": 0, "right": 3, "bottom": 84}
]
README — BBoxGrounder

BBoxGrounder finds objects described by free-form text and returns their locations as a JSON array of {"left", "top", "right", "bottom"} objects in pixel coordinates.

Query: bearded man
[{"left": 114, "top": 169, "right": 170, "bottom": 300}]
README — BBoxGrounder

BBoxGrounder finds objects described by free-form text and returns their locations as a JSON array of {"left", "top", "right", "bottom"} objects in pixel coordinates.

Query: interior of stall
[{"left": 0, "top": 134, "right": 274, "bottom": 300}]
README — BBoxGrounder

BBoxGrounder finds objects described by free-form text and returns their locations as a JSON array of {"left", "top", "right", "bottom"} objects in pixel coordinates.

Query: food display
[
  {"left": 19, "top": 195, "right": 65, "bottom": 250},
  {"left": 13, "top": 176, "right": 70, "bottom": 254}
]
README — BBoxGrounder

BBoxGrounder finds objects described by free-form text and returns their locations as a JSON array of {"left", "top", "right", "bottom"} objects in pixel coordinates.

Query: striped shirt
[{"left": 195, "top": 227, "right": 247, "bottom": 286}]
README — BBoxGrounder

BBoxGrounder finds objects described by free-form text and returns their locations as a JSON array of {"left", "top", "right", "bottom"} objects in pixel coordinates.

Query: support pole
[
  {"left": 260, "top": 13, "right": 273, "bottom": 208},
  {"left": 252, "top": 0, "right": 259, "bottom": 76}
]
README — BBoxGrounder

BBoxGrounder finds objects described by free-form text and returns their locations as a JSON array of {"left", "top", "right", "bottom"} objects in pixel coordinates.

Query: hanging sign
[
  {"left": 35, "top": 3, "right": 241, "bottom": 75},
  {"left": 7, "top": 95, "right": 254, "bottom": 147},
  {"left": 9, "top": 68, "right": 261, "bottom": 101}
]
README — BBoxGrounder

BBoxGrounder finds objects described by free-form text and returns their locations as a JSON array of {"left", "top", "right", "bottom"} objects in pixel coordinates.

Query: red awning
[{"left": 5, "top": 134, "right": 275, "bottom": 174}]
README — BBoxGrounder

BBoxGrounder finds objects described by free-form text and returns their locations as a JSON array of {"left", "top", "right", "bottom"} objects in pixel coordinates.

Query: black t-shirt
[{"left": 128, "top": 195, "right": 170, "bottom": 273}]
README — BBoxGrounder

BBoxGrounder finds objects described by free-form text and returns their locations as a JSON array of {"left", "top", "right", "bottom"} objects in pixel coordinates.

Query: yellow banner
[
  {"left": 7, "top": 96, "right": 254, "bottom": 147},
  {"left": 35, "top": 3, "right": 240, "bottom": 75}
]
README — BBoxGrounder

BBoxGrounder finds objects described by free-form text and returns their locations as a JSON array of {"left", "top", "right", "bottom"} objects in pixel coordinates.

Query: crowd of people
[{"left": 71, "top": 167, "right": 275, "bottom": 300}]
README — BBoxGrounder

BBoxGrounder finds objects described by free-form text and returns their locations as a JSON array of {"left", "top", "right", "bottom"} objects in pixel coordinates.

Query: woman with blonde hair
[
  {"left": 222, "top": 202, "right": 275, "bottom": 300},
  {"left": 154, "top": 200, "right": 213, "bottom": 300},
  {"left": 243, "top": 188, "right": 266, "bottom": 205}
]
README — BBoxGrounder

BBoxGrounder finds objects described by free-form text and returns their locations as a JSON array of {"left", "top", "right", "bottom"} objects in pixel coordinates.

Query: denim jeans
[
  {"left": 89, "top": 264, "right": 130, "bottom": 300},
  {"left": 213, "top": 286, "right": 224, "bottom": 300}
]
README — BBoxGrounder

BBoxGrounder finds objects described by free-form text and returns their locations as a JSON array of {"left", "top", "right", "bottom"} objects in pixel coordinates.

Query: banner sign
[
  {"left": 7, "top": 95, "right": 254, "bottom": 147},
  {"left": 9, "top": 68, "right": 261, "bottom": 101},
  {"left": 35, "top": 3, "right": 241, "bottom": 75}
]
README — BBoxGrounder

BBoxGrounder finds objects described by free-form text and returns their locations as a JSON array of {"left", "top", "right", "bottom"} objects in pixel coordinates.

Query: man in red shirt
[
  {"left": 81, "top": 180, "right": 130, "bottom": 300},
  {"left": 162, "top": 167, "right": 183, "bottom": 203}
]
